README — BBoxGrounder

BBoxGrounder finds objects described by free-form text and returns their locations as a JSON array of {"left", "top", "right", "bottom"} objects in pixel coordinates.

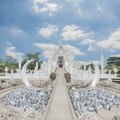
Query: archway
[{"left": 57, "top": 56, "right": 64, "bottom": 68}]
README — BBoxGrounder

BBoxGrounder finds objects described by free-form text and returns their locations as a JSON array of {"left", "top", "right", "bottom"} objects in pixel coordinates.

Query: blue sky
[{"left": 0, "top": 0, "right": 120, "bottom": 62}]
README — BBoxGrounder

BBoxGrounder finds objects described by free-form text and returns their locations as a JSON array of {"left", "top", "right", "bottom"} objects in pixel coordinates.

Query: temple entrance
[{"left": 57, "top": 56, "right": 64, "bottom": 68}]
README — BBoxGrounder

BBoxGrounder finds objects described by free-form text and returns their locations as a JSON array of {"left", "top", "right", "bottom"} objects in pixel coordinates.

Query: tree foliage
[
  {"left": 107, "top": 56, "right": 120, "bottom": 74},
  {"left": 5, "top": 56, "right": 18, "bottom": 72},
  {"left": 0, "top": 59, "right": 5, "bottom": 72},
  {"left": 22, "top": 52, "right": 42, "bottom": 70},
  {"left": 0, "top": 52, "right": 42, "bottom": 73}
]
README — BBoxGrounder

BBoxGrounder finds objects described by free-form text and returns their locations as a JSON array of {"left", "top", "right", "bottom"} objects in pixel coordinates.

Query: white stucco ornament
[
  {"left": 21, "top": 59, "right": 35, "bottom": 87},
  {"left": 89, "top": 61, "right": 100, "bottom": 87}
]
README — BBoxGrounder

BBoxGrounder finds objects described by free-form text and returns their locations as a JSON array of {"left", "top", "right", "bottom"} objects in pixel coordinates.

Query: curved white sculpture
[
  {"left": 89, "top": 61, "right": 100, "bottom": 87},
  {"left": 34, "top": 62, "right": 38, "bottom": 72},
  {"left": 80, "top": 112, "right": 97, "bottom": 120},
  {"left": 21, "top": 59, "right": 35, "bottom": 87}
]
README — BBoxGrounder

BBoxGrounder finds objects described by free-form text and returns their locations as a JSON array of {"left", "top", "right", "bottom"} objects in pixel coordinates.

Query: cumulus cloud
[
  {"left": 81, "top": 38, "right": 95, "bottom": 45},
  {"left": 33, "top": 0, "right": 61, "bottom": 15},
  {"left": 80, "top": 38, "right": 96, "bottom": 52},
  {"left": 2, "top": 26, "right": 25, "bottom": 36},
  {"left": 6, "top": 44, "right": 24, "bottom": 59},
  {"left": 97, "top": 29, "right": 120, "bottom": 50},
  {"left": 34, "top": 42, "right": 84, "bottom": 58},
  {"left": 61, "top": 25, "right": 90, "bottom": 41},
  {"left": 38, "top": 24, "right": 58, "bottom": 38},
  {"left": 34, "top": 42, "right": 57, "bottom": 50},
  {"left": 34, "top": 42, "right": 57, "bottom": 58},
  {"left": 65, "top": 44, "right": 84, "bottom": 56}
]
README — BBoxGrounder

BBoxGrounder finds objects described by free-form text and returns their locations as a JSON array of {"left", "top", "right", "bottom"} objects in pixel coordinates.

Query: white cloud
[
  {"left": 88, "top": 46, "right": 95, "bottom": 52},
  {"left": 38, "top": 24, "right": 58, "bottom": 38},
  {"left": 81, "top": 38, "right": 95, "bottom": 45},
  {"left": 61, "top": 25, "right": 90, "bottom": 41},
  {"left": 6, "top": 41, "right": 12, "bottom": 46},
  {"left": 6, "top": 45, "right": 24, "bottom": 59},
  {"left": 77, "top": 9, "right": 82, "bottom": 14},
  {"left": 80, "top": 38, "right": 95, "bottom": 52},
  {"left": 34, "top": 42, "right": 57, "bottom": 50},
  {"left": 97, "top": 29, "right": 120, "bottom": 50},
  {"left": 33, "top": 0, "right": 61, "bottom": 15},
  {"left": 97, "top": 5, "right": 104, "bottom": 12},
  {"left": 34, "top": 42, "right": 84, "bottom": 58},
  {"left": 65, "top": 44, "right": 84, "bottom": 56},
  {"left": 110, "top": 54, "right": 120, "bottom": 57},
  {"left": 1, "top": 26, "right": 25, "bottom": 37},
  {"left": 34, "top": 42, "right": 57, "bottom": 58},
  {"left": 92, "top": 60, "right": 100, "bottom": 65},
  {"left": 10, "top": 27, "right": 25, "bottom": 36}
]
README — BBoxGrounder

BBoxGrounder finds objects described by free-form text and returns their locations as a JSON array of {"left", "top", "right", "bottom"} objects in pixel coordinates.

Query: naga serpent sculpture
[
  {"left": 21, "top": 59, "right": 35, "bottom": 87},
  {"left": 89, "top": 61, "right": 100, "bottom": 87}
]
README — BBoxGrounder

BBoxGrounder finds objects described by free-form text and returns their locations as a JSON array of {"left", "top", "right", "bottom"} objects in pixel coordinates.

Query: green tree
[
  {"left": 107, "top": 56, "right": 120, "bottom": 67},
  {"left": 5, "top": 56, "right": 18, "bottom": 72},
  {"left": 0, "top": 59, "right": 5, "bottom": 73},
  {"left": 107, "top": 56, "right": 120, "bottom": 74},
  {"left": 22, "top": 52, "right": 42, "bottom": 70}
]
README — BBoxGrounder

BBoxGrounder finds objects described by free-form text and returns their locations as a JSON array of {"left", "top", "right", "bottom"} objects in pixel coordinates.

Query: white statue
[
  {"left": 113, "top": 68, "right": 118, "bottom": 74},
  {"left": 89, "top": 61, "right": 100, "bottom": 87},
  {"left": 21, "top": 59, "right": 35, "bottom": 87},
  {"left": 5, "top": 67, "right": 8, "bottom": 75},
  {"left": 34, "top": 62, "right": 39, "bottom": 72}
]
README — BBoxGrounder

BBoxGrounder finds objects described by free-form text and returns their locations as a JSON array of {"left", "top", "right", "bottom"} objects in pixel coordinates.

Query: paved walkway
[{"left": 45, "top": 68, "right": 73, "bottom": 120}]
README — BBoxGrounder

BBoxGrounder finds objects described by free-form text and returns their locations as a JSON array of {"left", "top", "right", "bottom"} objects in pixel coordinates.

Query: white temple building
[
  {"left": 48, "top": 41, "right": 74, "bottom": 69},
  {"left": 3, "top": 41, "right": 118, "bottom": 83}
]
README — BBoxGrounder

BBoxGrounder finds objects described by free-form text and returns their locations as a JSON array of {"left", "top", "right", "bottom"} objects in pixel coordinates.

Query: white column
[
  {"left": 34, "top": 62, "right": 38, "bottom": 72},
  {"left": 84, "top": 64, "right": 86, "bottom": 71},
  {"left": 5, "top": 67, "right": 8, "bottom": 76}
]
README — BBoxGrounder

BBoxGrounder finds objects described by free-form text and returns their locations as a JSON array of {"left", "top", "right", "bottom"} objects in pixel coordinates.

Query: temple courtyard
[
  {"left": 0, "top": 44, "right": 120, "bottom": 120},
  {"left": 0, "top": 67, "right": 120, "bottom": 120}
]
